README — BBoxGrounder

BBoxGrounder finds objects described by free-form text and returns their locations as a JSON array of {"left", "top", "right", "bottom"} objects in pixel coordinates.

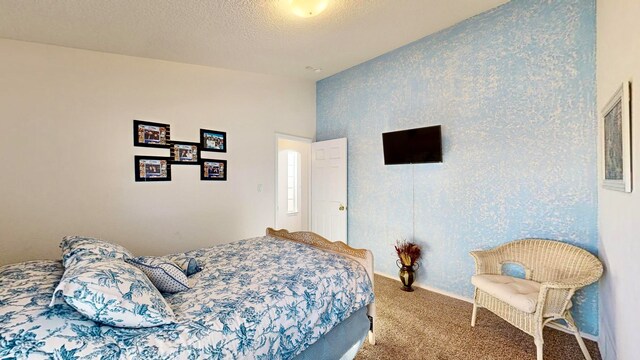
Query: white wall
[
  {"left": 0, "top": 39, "right": 316, "bottom": 265},
  {"left": 597, "top": 1, "right": 640, "bottom": 359},
  {"left": 276, "top": 138, "right": 310, "bottom": 232}
]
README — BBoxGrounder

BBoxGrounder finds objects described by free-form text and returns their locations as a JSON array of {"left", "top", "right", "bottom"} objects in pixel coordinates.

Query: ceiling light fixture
[{"left": 289, "top": 0, "right": 329, "bottom": 18}]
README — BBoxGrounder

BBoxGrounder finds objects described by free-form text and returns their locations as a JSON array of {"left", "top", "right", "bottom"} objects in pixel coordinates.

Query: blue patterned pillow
[
  {"left": 51, "top": 259, "right": 175, "bottom": 328},
  {"left": 172, "top": 257, "right": 202, "bottom": 276},
  {"left": 126, "top": 257, "right": 190, "bottom": 293},
  {"left": 60, "top": 236, "right": 133, "bottom": 268}
]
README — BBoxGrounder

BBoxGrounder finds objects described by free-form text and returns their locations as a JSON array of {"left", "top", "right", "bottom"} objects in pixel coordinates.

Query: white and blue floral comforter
[{"left": 0, "top": 236, "right": 374, "bottom": 359}]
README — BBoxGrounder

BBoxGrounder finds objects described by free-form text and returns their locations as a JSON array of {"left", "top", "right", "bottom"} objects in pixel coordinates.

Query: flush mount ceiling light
[{"left": 288, "top": 0, "right": 329, "bottom": 18}]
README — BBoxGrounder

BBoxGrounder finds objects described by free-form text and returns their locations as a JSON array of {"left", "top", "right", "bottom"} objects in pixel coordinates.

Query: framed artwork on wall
[
  {"left": 135, "top": 156, "right": 171, "bottom": 182},
  {"left": 133, "top": 120, "right": 171, "bottom": 148},
  {"left": 169, "top": 141, "right": 201, "bottom": 165},
  {"left": 200, "top": 129, "right": 227, "bottom": 153},
  {"left": 201, "top": 159, "right": 227, "bottom": 181},
  {"left": 601, "top": 81, "right": 632, "bottom": 192}
]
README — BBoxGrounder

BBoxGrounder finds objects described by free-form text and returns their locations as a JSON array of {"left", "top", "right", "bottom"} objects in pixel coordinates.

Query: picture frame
[
  {"left": 135, "top": 156, "right": 171, "bottom": 182},
  {"left": 169, "top": 141, "right": 201, "bottom": 165},
  {"left": 133, "top": 120, "right": 171, "bottom": 148},
  {"left": 601, "top": 81, "right": 632, "bottom": 192},
  {"left": 201, "top": 159, "right": 227, "bottom": 181},
  {"left": 200, "top": 129, "right": 227, "bottom": 153}
]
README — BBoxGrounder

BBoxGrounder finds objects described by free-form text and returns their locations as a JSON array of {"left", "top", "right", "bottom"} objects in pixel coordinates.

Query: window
[{"left": 287, "top": 151, "right": 299, "bottom": 213}]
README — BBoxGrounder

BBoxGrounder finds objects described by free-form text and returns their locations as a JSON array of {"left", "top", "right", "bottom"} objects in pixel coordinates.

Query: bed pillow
[
  {"left": 173, "top": 257, "right": 202, "bottom": 276},
  {"left": 51, "top": 259, "right": 175, "bottom": 328},
  {"left": 126, "top": 256, "right": 190, "bottom": 293},
  {"left": 61, "top": 235, "right": 133, "bottom": 268}
]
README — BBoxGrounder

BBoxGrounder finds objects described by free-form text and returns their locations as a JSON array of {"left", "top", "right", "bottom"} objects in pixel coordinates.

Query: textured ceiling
[{"left": 0, "top": 0, "right": 508, "bottom": 80}]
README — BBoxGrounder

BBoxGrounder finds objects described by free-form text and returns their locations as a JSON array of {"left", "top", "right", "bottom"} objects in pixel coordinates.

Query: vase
[{"left": 396, "top": 259, "right": 420, "bottom": 292}]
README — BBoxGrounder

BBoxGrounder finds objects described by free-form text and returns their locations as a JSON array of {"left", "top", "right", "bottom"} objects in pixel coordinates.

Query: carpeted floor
[{"left": 356, "top": 275, "right": 601, "bottom": 360}]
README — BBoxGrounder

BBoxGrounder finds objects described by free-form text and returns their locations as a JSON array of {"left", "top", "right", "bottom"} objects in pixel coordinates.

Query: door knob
[{"left": 338, "top": 204, "right": 346, "bottom": 211}]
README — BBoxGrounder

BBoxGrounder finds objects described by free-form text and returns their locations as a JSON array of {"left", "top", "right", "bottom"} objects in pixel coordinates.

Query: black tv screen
[{"left": 382, "top": 125, "right": 442, "bottom": 165}]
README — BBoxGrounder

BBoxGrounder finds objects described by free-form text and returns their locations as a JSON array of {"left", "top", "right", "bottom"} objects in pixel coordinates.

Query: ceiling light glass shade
[{"left": 289, "top": 0, "right": 329, "bottom": 18}]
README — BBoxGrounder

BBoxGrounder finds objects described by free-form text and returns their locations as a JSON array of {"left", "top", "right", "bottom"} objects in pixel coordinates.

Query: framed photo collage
[{"left": 133, "top": 120, "right": 227, "bottom": 182}]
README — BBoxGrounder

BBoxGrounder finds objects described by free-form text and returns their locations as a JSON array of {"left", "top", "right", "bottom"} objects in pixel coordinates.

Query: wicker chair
[{"left": 469, "top": 239, "right": 603, "bottom": 360}]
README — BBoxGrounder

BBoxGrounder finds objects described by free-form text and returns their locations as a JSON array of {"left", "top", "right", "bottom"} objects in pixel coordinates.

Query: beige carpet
[{"left": 356, "top": 275, "right": 601, "bottom": 360}]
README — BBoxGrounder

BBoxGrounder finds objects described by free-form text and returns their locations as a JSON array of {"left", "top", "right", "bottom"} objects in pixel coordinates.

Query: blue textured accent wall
[{"left": 316, "top": 0, "right": 598, "bottom": 335}]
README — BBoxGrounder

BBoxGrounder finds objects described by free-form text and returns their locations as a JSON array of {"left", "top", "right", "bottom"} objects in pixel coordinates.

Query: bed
[{"left": 0, "top": 228, "right": 375, "bottom": 359}]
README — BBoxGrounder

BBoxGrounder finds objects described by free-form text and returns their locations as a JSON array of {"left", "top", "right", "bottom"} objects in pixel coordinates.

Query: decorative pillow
[
  {"left": 126, "top": 257, "right": 190, "bottom": 293},
  {"left": 172, "top": 257, "right": 202, "bottom": 276},
  {"left": 51, "top": 259, "right": 175, "bottom": 328},
  {"left": 61, "top": 236, "right": 133, "bottom": 268}
]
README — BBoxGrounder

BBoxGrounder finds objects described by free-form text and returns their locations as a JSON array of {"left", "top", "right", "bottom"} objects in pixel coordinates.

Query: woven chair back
[{"left": 496, "top": 239, "right": 602, "bottom": 283}]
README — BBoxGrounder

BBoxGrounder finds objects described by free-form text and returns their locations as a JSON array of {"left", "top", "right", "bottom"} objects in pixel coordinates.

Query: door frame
[{"left": 274, "top": 133, "right": 313, "bottom": 231}]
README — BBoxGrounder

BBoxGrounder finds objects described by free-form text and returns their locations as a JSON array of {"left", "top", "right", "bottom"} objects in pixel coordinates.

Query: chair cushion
[{"left": 472, "top": 274, "right": 541, "bottom": 313}]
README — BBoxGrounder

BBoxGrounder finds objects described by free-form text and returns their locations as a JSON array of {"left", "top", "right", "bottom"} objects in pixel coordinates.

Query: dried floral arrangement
[{"left": 395, "top": 239, "right": 422, "bottom": 266}]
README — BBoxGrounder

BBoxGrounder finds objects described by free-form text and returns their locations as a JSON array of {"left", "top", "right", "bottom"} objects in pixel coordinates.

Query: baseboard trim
[
  {"left": 597, "top": 317, "right": 616, "bottom": 360},
  {"left": 373, "top": 271, "right": 598, "bottom": 342},
  {"left": 375, "top": 271, "right": 472, "bottom": 303},
  {"left": 549, "top": 323, "right": 598, "bottom": 342}
]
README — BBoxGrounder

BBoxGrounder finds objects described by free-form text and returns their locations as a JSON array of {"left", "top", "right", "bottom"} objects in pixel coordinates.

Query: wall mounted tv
[{"left": 382, "top": 125, "right": 442, "bottom": 165}]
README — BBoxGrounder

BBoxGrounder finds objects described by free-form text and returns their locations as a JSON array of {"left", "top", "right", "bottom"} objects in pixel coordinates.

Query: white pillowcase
[
  {"left": 60, "top": 235, "right": 134, "bottom": 268},
  {"left": 51, "top": 259, "right": 175, "bottom": 328}
]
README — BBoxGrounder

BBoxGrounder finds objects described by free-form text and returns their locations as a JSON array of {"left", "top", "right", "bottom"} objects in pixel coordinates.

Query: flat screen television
[{"left": 382, "top": 125, "right": 442, "bottom": 165}]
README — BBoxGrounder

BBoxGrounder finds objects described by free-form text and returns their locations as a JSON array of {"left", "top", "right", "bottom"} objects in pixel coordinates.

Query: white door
[{"left": 311, "top": 138, "right": 347, "bottom": 243}]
